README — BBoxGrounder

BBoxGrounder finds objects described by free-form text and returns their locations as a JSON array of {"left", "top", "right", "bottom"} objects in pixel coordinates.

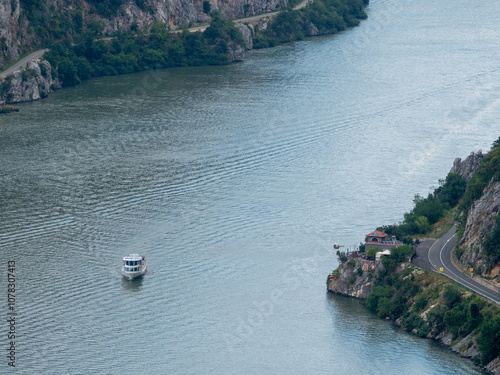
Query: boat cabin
[{"left": 122, "top": 254, "right": 146, "bottom": 277}]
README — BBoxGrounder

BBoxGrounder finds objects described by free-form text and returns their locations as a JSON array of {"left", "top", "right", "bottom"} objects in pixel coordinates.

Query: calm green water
[{"left": 1, "top": 0, "right": 499, "bottom": 373}]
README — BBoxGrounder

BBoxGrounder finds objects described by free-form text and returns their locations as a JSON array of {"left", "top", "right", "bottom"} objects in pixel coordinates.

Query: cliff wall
[
  {"left": 327, "top": 257, "right": 384, "bottom": 299},
  {"left": 327, "top": 259, "right": 500, "bottom": 374},
  {"left": 449, "top": 147, "right": 500, "bottom": 280},
  {"left": 450, "top": 151, "right": 484, "bottom": 182},
  {"left": 457, "top": 180, "right": 500, "bottom": 277},
  {"left": 1, "top": 60, "right": 60, "bottom": 103},
  {"left": 0, "top": 0, "right": 288, "bottom": 67}
]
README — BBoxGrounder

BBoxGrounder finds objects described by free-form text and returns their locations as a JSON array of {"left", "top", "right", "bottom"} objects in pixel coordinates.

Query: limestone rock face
[
  {"left": 0, "top": 0, "right": 22, "bottom": 66},
  {"left": 0, "top": 0, "right": 289, "bottom": 66},
  {"left": 227, "top": 40, "right": 245, "bottom": 62},
  {"left": 1, "top": 60, "right": 60, "bottom": 103},
  {"left": 327, "top": 258, "right": 385, "bottom": 299},
  {"left": 236, "top": 24, "right": 253, "bottom": 50},
  {"left": 450, "top": 151, "right": 484, "bottom": 182},
  {"left": 458, "top": 180, "right": 500, "bottom": 274}
]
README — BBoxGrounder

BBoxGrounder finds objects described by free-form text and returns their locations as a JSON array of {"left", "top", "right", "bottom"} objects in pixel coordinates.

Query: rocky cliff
[
  {"left": 457, "top": 180, "right": 500, "bottom": 277},
  {"left": 0, "top": 59, "right": 60, "bottom": 103},
  {"left": 0, "top": 0, "right": 288, "bottom": 67},
  {"left": 450, "top": 150, "right": 484, "bottom": 182},
  {"left": 328, "top": 258, "right": 500, "bottom": 374},
  {"left": 327, "top": 257, "right": 384, "bottom": 299},
  {"left": 450, "top": 145, "right": 500, "bottom": 281}
]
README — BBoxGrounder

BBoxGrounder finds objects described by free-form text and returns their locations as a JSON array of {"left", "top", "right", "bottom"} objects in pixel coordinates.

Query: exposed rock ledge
[
  {"left": 450, "top": 150, "right": 484, "bottom": 182},
  {"left": 0, "top": 60, "right": 61, "bottom": 104},
  {"left": 327, "top": 258, "right": 384, "bottom": 299},
  {"left": 327, "top": 259, "right": 500, "bottom": 374}
]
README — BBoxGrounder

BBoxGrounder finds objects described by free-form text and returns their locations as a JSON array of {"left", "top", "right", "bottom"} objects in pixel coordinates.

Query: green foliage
[
  {"left": 435, "top": 173, "right": 467, "bottom": 209},
  {"left": 356, "top": 266, "right": 363, "bottom": 276},
  {"left": 482, "top": 214, "right": 500, "bottom": 270},
  {"left": 87, "top": 0, "right": 125, "bottom": 18},
  {"left": 203, "top": 1, "right": 211, "bottom": 14},
  {"left": 477, "top": 315, "right": 500, "bottom": 365},
  {"left": 380, "top": 172, "right": 467, "bottom": 238},
  {"left": 57, "top": 57, "right": 80, "bottom": 86},
  {"left": 365, "top": 285, "right": 393, "bottom": 312},
  {"left": 413, "top": 294, "right": 428, "bottom": 312},
  {"left": 42, "top": 12, "right": 245, "bottom": 86},
  {"left": 390, "top": 244, "right": 413, "bottom": 263},
  {"left": 444, "top": 305, "right": 467, "bottom": 338},
  {"left": 366, "top": 246, "right": 377, "bottom": 260},
  {"left": 460, "top": 146, "right": 500, "bottom": 215},
  {"left": 336, "top": 250, "right": 347, "bottom": 263},
  {"left": 442, "top": 284, "right": 461, "bottom": 308},
  {"left": 253, "top": 0, "right": 367, "bottom": 49}
]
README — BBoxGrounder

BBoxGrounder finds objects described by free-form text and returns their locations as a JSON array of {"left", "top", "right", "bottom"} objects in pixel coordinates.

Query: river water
[{"left": 1, "top": 0, "right": 499, "bottom": 374}]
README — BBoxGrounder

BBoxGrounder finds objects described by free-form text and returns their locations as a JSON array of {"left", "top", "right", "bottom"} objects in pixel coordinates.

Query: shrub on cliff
[
  {"left": 253, "top": 0, "right": 368, "bottom": 49},
  {"left": 365, "top": 285, "right": 393, "bottom": 312},
  {"left": 477, "top": 314, "right": 500, "bottom": 365},
  {"left": 482, "top": 214, "right": 500, "bottom": 270}
]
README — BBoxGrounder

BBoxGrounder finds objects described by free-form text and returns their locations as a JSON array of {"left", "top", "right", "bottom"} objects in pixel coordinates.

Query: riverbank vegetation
[
  {"left": 366, "top": 261, "right": 500, "bottom": 367},
  {"left": 329, "top": 136, "right": 500, "bottom": 370},
  {"left": 376, "top": 172, "right": 467, "bottom": 240},
  {"left": 254, "top": 0, "right": 369, "bottom": 48},
  {"left": 43, "top": 14, "right": 244, "bottom": 87},
  {"left": 8, "top": 0, "right": 369, "bottom": 89}
]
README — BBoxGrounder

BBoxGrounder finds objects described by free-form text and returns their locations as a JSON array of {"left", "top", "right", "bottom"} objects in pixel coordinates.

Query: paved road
[
  {"left": 0, "top": 49, "right": 48, "bottom": 77},
  {"left": 411, "top": 239, "right": 435, "bottom": 271},
  {"left": 1, "top": 0, "right": 313, "bottom": 74},
  {"left": 427, "top": 225, "right": 500, "bottom": 305},
  {"left": 186, "top": 0, "right": 312, "bottom": 32}
]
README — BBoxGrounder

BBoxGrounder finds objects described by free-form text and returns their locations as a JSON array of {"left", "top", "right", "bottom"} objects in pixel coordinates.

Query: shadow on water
[{"left": 121, "top": 276, "right": 144, "bottom": 291}]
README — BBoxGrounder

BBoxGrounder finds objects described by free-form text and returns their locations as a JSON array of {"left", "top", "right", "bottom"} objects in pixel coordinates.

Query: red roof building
[{"left": 365, "top": 230, "right": 402, "bottom": 251}]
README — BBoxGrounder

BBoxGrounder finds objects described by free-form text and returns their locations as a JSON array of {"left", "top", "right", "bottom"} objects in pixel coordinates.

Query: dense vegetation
[
  {"left": 331, "top": 244, "right": 500, "bottom": 366},
  {"left": 459, "top": 139, "right": 500, "bottom": 215},
  {"left": 455, "top": 137, "right": 500, "bottom": 270},
  {"left": 374, "top": 138, "right": 500, "bottom": 243},
  {"left": 362, "top": 259, "right": 500, "bottom": 366},
  {"left": 8, "top": 0, "right": 370, "bottom": 88},
  {"left": 254, "top": 0, "right": 369, "bottom": 48},
  {"left": 330, "top": 135, "right": 500, "bottom": 367},
  {"left": 43, "top": 14, "right": 244, "bottom": 87},
  {"left": 376, "top": 172, "right": 467, "bottom": 239}
]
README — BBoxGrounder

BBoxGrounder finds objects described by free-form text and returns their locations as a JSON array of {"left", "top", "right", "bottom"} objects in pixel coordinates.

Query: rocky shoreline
[{"left": 327, "top": 257, "right": 500, "bottom": 374}]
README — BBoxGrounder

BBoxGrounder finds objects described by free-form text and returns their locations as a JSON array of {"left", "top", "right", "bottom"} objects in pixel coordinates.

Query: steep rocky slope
[
  {"left": 451, "top": 145, "right": 500, "bottom": 280},
  {"left": 457, "top": 180, "right": 500, "bottom": 277},
  {"left": 0, "top": 0, "right": 288, "bottom": 67},
  {"left": 1, "top": 59, "right": 60, "bottom": 103},
  {"left": 328, "top": 258, "right": 500, "bottom": 374}
]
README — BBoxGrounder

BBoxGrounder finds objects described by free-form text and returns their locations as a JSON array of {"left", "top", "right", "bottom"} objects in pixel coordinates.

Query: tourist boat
[{"left": 121, "top": 254, "right": 147, "bottom": 280}]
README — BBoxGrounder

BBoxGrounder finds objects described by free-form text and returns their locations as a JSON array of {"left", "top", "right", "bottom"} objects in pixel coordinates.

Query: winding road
[
  {"left": 1, "top": 1, "right": 313, "bottom": 76},
  {"left": 426, "top": 225, "right": 500, "bottom": 305},
  {"left": 184, "top": 0, "right": 312, "bottom": 32},
  {"left": 0, "top": 49, "right": 48, "bottom": 77}
]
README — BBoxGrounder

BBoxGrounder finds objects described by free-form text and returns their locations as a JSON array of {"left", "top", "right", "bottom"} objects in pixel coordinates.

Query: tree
[
  {"left": 436, "top": 173, "right": 466, "bottom": 208},
  {"left": 203, "top": 1, "right": 211, "bottom": 14},
  {"left": 57, "top": 57, "right": 80, "bottom": 86},
  {"left": 74, "top": 56, "right": 92, "bottom": 80},
  {"left": 336, "top": 250, "right": 347, "bottom": 263},
  {"left": 442, "top": 284, "right": 461, "bottom": 308},
  {"left": 477, "top": 316, "right": 500, "bottom": 365},
  {"left": 367, "top": 246, "right": 377, "bottom": 260}
]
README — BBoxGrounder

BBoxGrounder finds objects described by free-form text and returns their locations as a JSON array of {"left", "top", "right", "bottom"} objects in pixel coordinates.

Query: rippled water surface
[{"left": 1, "top": 0, "right": 499, "bottom": 373}]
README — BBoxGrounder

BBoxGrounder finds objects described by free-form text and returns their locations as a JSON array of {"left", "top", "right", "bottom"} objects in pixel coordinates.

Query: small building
[{"left": 365, "top": 230, "right": 402, "bottom": 252}]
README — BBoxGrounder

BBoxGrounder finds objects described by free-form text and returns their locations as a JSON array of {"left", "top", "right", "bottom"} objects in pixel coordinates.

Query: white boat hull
[{"left": 121, "top": 265, "right": 147, "bottom": 280}]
